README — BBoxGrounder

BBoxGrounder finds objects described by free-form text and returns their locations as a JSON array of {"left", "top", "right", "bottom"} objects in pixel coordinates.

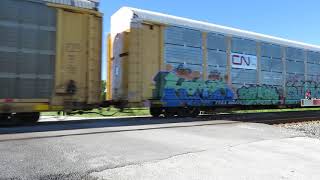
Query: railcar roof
[
  {"left": 115, "top": 7, "right": 320, "bottom": 52},
  {"left": 43, "top": 0, "right": 99, "bottom": 10}
]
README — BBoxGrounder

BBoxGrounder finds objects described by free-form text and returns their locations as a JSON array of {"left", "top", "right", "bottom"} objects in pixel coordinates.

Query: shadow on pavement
[
  {"left": 1, "top": 110, "right": 320, "bottom": 136},
  {"left": 0, "top": 116, "right": 223, "bottom": 135}
]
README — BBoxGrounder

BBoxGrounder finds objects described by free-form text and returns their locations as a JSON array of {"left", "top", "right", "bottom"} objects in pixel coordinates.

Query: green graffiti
[
  {"left": 237, "top": 85, "right": 280, "bottom": 105},
  {"left": 154, "top": 70, "right": 320, "bottom": 106},
  {"left": 285, "top": 81, "right": 320, "bottom": 104},
  {"left": 153, "top": 71, "right": 232, "bottom": 99}
]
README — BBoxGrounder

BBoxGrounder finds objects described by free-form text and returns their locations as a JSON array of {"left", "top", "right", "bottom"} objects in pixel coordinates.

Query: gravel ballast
[{"left": 277, "top": 121, "right": 320, "bottom": 139}]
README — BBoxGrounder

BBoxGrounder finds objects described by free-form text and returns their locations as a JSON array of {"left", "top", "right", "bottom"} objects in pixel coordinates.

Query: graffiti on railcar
[
  {"left": 152, "top": 63, "right": 320, "bottom": 107},
  {"left": 153, "top": 63, "right": 235, "bottom": 107},
  {"left": 286, "top": 79, "right": 320, "bottom": 104},
  {"left": 237, "top": 85, "right": 282, "bottom": 105},
  {"left": 285, "top": 74, "right": 305, "bottom": 104}
]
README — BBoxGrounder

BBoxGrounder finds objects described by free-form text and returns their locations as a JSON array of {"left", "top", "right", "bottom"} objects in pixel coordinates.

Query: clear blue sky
[{"left": 99, "top": 0, "right": 320, "bottom": 79}]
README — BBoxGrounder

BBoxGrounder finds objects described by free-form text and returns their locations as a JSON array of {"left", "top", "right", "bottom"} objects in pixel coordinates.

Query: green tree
[{"left": 101, "top": 80, "right": 106, "bottom": 100}]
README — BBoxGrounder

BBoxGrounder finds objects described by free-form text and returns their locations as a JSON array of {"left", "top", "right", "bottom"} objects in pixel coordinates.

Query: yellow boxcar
[{"left": 0, "top": 0, "right": 102, "bottom": 123}]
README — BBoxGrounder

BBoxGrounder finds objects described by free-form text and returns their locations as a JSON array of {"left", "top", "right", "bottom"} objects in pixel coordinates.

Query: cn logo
[
  {"left": 232, "top": 54, "right": 250, "bottom": 66},
  {"left": 230, "top": 53, "right": 257, "bottom": 70}
]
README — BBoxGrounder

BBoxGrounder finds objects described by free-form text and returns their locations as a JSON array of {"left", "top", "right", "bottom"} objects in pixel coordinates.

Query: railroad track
[
  {"left": 0, "top": 110, "right": 319, "bottom": 142},
  {"left": 198, "top": 110, "right": 320, "bottom": 124},
  {"left": 1, "top": 110, "right": 320, "bottom": 127}
]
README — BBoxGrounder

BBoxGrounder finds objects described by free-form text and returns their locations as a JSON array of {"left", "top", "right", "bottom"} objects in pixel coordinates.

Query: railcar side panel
[
  {"left": 0, "top": 0, "right": 103, "bottom": 114},
  {"left": 109, "top": 7, "right": 320, "bottom": 110}
]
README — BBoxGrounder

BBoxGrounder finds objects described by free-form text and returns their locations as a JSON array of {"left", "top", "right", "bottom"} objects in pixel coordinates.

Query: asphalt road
[{"left": 0, "top": 116, "right": 320, "bottom": 180}]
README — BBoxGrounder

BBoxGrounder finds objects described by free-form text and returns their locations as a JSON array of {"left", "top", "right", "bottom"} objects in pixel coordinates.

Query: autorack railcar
[
  {"left": 108, "top": 7, "right": 320, "bottom": 117},
  {"left": 0, "top": 0, "right": 102, "bottom": 123}
]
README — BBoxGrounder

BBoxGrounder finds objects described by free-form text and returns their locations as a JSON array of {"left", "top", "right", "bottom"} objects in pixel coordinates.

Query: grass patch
[
  {"left": 41, "top": 107, "right": 320, "bottom": 118},
  {"left": 41, "top": 108, "right": 150, "bottom": 117},
  {"left": 233, "top": 107, "right": 320, "bottom": 114}
]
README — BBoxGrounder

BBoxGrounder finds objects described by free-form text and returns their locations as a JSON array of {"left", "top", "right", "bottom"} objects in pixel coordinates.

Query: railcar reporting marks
[{"left": 231, "top": 53, "right": 257, "bottom": 70}]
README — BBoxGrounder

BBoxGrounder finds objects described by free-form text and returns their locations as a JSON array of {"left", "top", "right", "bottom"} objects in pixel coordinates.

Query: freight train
[{"left": 1, "top": 2, "right": 320, "bottom": 124}]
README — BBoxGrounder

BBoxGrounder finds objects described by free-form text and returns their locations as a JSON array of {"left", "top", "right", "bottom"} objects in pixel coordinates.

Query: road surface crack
[
  {"left": 228, "top": 135, "right": 306, "bottom": 149},
  {"left": 88, "top": 149, "right": 206, "bottom": 175}
]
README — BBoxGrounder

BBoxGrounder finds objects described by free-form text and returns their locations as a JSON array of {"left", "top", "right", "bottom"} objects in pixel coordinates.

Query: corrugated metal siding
[
  {"left": 307, "top": 63, "right": 320, "bottom": 75},
  {"left": 261, "top": 71, "right": 282, "bottom": 85},
  {"left": 308, "top": 51, "right": 320, "bottom": 64},
  {"left": 261, "top": 43, "right": 282, "bottom": 58},
  {"left": 286, "top": 61, "right": 304, "bottom": 74},
  {"left": 232, "top": 37, "right": 257, "bottom": 55},
  {"left": 161, "top": 23, "right": 320, "bottom": 105},
  {"left": 286, "top": 47, "right": 304, "bottom": 62},
  {"left": 0, "top": 0, "right": 56, "bottom": 99},
  {"left": 207, "top": 33, "right": 227, "bottom": 51},
  {"left": 261, "top": 57, "right": 283, "bottom": 72},
  {"left": 43, "top": 0, "right": 98, "bottom": 9},
  {"left": 207, "top": 50, "right": 227, "bottom": 66},
  {"left": 232, "top": 69, "right": 257, "bottom": 84},
  {"left": 164, "top": 26, "right": 203, "bottom": 78},
  {"left": 165, "top": 44, "right": 202, "bottom": 64},
  {"left": 165, "top": 26, "right": 202, "bottom": 47}
]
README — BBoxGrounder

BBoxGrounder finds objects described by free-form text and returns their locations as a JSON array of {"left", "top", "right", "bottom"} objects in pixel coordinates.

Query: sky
[{"left": 99, "top": 0, "right": 320, "bottom": 79}]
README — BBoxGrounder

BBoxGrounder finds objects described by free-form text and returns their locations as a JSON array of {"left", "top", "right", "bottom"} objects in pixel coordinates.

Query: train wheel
[
  {"left": 150, "top": 107, "right": 162, "bottom": 117},
  {"left": 15, "top": 112, "right": 40, "bottom": 124},
  {"left": 189, "top": 108, "right": 200, "bottom": 117},
  {"left": 0, "top": 113, "right": 20, "bottom": 126},
  {"left": 164, "top": 108, "right": 176, "bottom": 118},
  {"left": 177, "top": 107, "right": 189, "bottom": 117},
  {"left": 0, "top": 114, "right": 10, "bottom": 125},
  {"left": 0, "top": 114, "right": 8, "bottom": 121}
]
